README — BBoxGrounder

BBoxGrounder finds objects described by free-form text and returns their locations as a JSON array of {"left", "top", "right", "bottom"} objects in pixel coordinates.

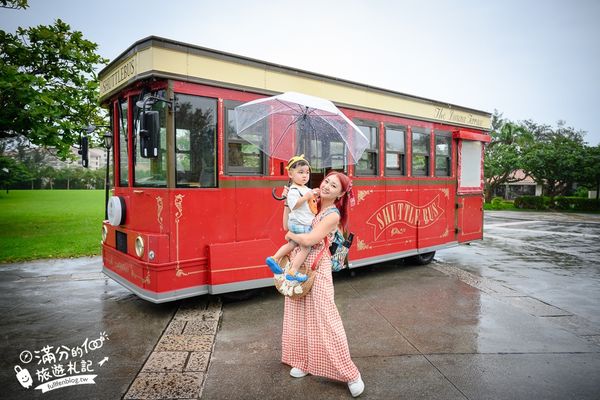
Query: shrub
[
  {"left": 514, "top": 195, "right": 545, "bottom": 210},
  {"left": 574, "top": 187, "right": 590, "bottom": 198},
  {"left": 484, "top": 197, "right": 516, "bottom": 211},
  {"left": 511, "top": 196, "right": 599, "bottom": 212},
  {"left": 491, "top": 197, "right": 504, "bottom": 208},
  {"left": 551, "top": 196, "right": 600, "bottom": 211}
]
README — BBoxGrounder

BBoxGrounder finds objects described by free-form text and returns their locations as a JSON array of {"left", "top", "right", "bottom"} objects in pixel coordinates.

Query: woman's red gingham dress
[{"left": 281, "top": 207, "right": 360, "bottom": 382}]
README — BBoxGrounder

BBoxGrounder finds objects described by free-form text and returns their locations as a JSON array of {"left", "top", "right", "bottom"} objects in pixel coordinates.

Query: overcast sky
[{"left": 1, "top": 0, "right": 599, "bottom": 145}]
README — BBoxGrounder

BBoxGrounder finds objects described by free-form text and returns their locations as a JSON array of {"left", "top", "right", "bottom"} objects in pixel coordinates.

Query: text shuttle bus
[{"left": 98, "top": 36, "right": 491, "bottom": 303}]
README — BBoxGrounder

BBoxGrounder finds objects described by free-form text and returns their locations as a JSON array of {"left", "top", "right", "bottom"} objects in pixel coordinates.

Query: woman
[{"left": 282, "top": 171, "right": 365, "bottom": 398}]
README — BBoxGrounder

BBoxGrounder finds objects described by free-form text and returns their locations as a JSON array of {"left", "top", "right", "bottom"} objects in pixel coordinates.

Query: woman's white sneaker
[
  {"left": 348, "top": 374, "right": 365, "bottom": 397},
  {"left": 290, "top": 367, "right": 308, "bottom": 378}
]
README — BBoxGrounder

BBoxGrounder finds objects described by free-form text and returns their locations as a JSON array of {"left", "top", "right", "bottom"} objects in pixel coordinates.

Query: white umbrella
[{"left": 234, "top": 92, "right": 369, "bottom": 168}]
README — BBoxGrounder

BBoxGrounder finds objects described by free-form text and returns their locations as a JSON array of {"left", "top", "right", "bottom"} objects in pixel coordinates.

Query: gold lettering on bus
[
  {"left": 433, "top": 107, "right": 483, "bottom": 127},
  {"left": 366, "top": 195, "right": 445, "bottom": 241},
  {"left": 100, "top": 57, "right": 136, "bottom": 96}
]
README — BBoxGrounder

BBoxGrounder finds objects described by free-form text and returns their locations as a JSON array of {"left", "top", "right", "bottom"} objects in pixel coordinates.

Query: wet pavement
[
  {"left": 1, "top": 211, "right": 600, "bottom": 399},
  {"left": 0, "top": 257, "right": 179, "bottom": 400}
]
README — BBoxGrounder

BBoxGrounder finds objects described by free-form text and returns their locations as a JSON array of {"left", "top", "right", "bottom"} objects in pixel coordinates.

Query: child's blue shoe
[
  {"left": 266, "top": 257, "right": 284, "bottom": 274},
  {"left": 286, "top": 272, "right": 308, "bottom": 282}
]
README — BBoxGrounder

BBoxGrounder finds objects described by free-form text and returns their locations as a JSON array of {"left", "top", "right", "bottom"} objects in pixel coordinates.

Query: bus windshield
[
  {"left": 133, "top": 90, "right": 168, "bottom": 187},
  {"left": 175, "top": 94, "right": 217, "bottom": 188}
]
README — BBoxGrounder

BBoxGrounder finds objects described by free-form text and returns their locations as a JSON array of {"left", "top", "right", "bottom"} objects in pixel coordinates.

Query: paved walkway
[
  {"left": 201, "top": 262, "right": 600, "bottom": 399},
  {"left": 2, "top": 211, "right": 600, "bottom": 399},
  {"left": 124, "top": 299, "right": 221, "bottom": 399}
]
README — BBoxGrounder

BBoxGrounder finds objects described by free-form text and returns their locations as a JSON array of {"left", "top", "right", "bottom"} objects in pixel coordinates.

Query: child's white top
[{"left": 287, "top": 184, "right": 314, "bottom": 226}]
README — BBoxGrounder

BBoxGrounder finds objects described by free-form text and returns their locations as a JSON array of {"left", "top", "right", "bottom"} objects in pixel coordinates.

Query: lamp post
[{"left": 103, "top": 132, "right": 113, "bottom": 220}]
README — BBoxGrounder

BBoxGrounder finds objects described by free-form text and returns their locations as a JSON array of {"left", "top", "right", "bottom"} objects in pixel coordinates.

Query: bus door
[{"left": 453, "top": 131, "right": 490, "bottom": 242}]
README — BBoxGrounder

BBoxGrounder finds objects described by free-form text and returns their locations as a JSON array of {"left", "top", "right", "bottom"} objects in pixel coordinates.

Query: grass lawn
[{"left": 0, "top": 190, "right": 104, "bottom": 263}]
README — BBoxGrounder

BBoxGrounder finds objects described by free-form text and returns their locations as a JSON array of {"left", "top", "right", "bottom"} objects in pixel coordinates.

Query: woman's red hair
[{"left": 320, "top": 171, "right": 353, "bottom": 230}]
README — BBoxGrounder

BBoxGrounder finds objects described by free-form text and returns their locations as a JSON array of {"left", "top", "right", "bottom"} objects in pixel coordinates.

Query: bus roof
[{"left": 99, "top": 36, "right": 491, "bottom": 131}]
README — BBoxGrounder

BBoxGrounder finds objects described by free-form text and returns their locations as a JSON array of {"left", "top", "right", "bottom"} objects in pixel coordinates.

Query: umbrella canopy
[{"left": 234, "top": 92, "right": 369, "bottom": 168}]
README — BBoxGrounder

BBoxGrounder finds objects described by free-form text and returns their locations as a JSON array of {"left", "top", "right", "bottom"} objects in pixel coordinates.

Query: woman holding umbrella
[
  {"left": 235, "top": 92, "right": 368, "bottom": 396},
  {"left": 281, "top": 171, "right": 365, "bottom": 398}
]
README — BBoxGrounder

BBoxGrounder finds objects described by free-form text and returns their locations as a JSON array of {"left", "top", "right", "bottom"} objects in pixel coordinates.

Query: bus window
[
  {"left": 224, "top": 100, "right": 264, "bottom": 175},
  {"left": 133, "top": 91, "right": 167, "bottom": 187},
  {"left": 175, "top": 94, "right": 218, "bottom": 188},
  {"left": 355, "top": 121, "right": 378, "bottom": 176},
  {"left": 385, "top": 125, "right": 406, "bottom": 176},
  {"left": 411, "top": 127, "right": 430, "bottom": 176},
  {"left": 295, "top": 125, "right": 346, "bottom": 170},
  {"left": 327, "top": 140, "right": 346, "bottom": 170},
  {"left": 118, "top": 98, "right": 129, "bottom": 186},
  {"left": 435, "top": 130, "right": 452, "bottom": 176}
]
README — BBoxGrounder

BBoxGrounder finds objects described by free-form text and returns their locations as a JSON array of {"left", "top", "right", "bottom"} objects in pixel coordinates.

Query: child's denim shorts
[{"left": 289, "top": 223, "right": 312, "bottom": 234}]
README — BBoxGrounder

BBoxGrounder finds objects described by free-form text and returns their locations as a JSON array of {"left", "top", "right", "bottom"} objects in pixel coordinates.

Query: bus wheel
[{"left": 407, "top": 251, "right": 436, "bottom": 265}]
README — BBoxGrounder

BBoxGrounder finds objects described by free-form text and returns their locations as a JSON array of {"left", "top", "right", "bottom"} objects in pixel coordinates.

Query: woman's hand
[
  {"left": 285, "top": 231, "right": 294, "bottom": 241},
  {"left": 285, "top": 212, "right": 339, "bottom": 247}
]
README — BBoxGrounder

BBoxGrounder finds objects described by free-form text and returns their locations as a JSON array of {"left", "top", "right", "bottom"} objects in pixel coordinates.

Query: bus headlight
[
  {"left": 135, "top": 236, "right": 145, "bottom": 258},
  {"left": 101, "top": 225, "right": 108, "bottom": 243}
]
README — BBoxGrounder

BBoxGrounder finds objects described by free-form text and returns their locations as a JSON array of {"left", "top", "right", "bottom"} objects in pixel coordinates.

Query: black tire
[{"left": 406, "top": 251, "right": 436, "bottom": 265}]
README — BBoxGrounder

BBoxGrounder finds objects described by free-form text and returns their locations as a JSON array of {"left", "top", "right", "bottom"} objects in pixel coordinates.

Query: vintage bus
[{"left": 98, "top": 36, "right": 491, "bottom": 303}]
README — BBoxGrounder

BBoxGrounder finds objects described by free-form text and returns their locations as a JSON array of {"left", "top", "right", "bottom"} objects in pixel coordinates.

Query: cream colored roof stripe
[{"left": 100, "top": 44, "right": 490, "bottom": 130}]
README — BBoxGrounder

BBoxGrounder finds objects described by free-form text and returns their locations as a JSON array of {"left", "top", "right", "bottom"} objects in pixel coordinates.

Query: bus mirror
[
  {"left": 79, "top": 135, "right": 89, "bottom": 168},
  {"left": 140, "top": 110, "right": 160, "bottom": 158}
]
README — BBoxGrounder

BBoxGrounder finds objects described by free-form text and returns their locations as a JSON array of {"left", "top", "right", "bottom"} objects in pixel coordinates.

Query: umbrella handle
[{"left": 272, "top": 187, "right": 287, "bottom": 201}]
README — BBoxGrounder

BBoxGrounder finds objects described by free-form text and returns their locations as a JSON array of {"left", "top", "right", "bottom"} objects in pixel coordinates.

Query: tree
[
  {"left": 39, "top": 165, "right": 56, "bottom": 189},
  {"left": 0, "top": 155, "right": 31, "bottom": 191},
  {"left": 578, "top": 145, "right": 600, "bottom": 200},
  {"left": 0, "top": 19, "right": 108, "bottom": 159},
  {"left": 484, "top": 110, "right": 533, "bottom": 202},
  {"left": 0, "top": 0, "right": 28, "bottom": 9},
  {"left": 521, "top": 121, "right": 586, "bottom": 197}
]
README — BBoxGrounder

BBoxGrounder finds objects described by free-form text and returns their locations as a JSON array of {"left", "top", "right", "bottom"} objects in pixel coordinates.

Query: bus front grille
[{"left": 116, "top": 231, "right": 127, "bottom": 254}]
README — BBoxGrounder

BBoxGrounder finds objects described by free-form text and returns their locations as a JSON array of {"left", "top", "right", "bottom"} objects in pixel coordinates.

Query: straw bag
[{"left": 274, "top": 240, "right": 329, "bottom": 299}]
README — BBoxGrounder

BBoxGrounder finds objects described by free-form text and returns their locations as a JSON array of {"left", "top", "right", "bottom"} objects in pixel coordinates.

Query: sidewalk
[
  {"left": 2, "top": 211, "right": 600, "bottom": 400},
  {"left": 0, "top": 257, "right": 179, "bottom": 400},
  {"left": 202, "top": 262, "right": 600, "bottom": 399}
]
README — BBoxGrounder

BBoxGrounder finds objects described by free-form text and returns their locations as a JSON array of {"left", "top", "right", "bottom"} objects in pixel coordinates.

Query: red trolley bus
[{"left": 98, "top": 37, "right": 491, "bottom": 303}]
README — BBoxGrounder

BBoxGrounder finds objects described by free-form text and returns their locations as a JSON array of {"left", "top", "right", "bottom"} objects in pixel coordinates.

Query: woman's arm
[
  {"left": 282, "top": 185, "right": 290, "bottom": 231},
  {"left": 285, "top": 212, "right": 339, "bottom": 247},
  {"left": 282, "top": 204, "right": 290, "bottom": 231}
]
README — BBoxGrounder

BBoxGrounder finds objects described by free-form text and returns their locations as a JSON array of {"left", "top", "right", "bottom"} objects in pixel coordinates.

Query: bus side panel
[
  {"left": 234, "top": 185, "right": 285, "bottom": 243},
  {"left": 417, "top": 183, "right": 456, "bottom": 249},
  {"left": 122, "top": 189, "right": 171, "bottom": 234},
  {"left": 209, "top": 238, "right": 276, "bottom": 285},
  {"left": 383, "top": 184, "right": 418, "bottom": 253},
  {"left": 349, "top": 184, "right": 388, "bottom": 260},
  {"left": 457, "top": 195, "right": 484, "bottom": 242},
  {"left": 351, "top": 182, "right": 422, "bottom": 261},
  {"left": 202, "top": 183, "right": 287, "bottom": 286},
  {"left": 170, "top": 188, "right": 236, "bottom": 268}
]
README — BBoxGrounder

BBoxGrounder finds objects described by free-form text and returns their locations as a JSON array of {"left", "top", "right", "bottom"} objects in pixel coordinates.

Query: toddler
[{"left": 266, "top": 155, "right": 317, "bottom": 282}]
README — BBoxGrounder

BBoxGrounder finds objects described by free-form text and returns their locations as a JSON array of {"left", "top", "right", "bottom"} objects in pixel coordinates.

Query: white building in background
[
  {"left": 5, "top": 145, "right": 106, "bottom": 171},
  {"left": 491, "top": 169, "right": 544, "bottom": 200},
  {"left": 64, "top": 147, "right": 106, "bottom": 170},
  {"left": 87, "top": 148, "right": 107, "bottom": 170}
]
